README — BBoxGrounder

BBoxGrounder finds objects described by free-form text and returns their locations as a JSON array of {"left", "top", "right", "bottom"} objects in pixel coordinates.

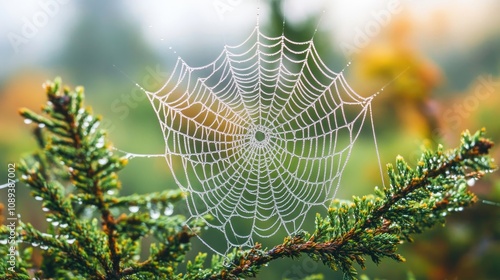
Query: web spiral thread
[{"left": 144, "top": 26, "right": 378, "bottom": 250}]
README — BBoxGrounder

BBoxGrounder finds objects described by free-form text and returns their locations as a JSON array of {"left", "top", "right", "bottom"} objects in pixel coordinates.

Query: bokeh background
[{"left": 1, "top": 0, "right": 500, "bottom": 279}]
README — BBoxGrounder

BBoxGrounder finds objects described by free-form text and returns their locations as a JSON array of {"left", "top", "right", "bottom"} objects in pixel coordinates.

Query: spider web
[{"left": 136, "top": 24, "right": 383, "bottom": 251}]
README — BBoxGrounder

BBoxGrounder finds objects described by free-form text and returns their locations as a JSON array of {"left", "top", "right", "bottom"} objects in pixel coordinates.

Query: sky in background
[{"left": 1, "top": 0, "right": 498, "bottom": 82}]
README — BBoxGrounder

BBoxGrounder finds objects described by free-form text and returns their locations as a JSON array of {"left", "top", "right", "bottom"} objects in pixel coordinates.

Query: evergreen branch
[
  {"left": 192, "top": 130, "right": 495, "bottom": 279},
  {"left": 7, "top": 78, "right": 203, "bottom": 279},
  {"left": 2, "top": 78, "right": 496, "bottom": 279}
]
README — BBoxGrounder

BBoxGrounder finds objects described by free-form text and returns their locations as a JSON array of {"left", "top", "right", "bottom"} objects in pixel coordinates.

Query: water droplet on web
[
  {"left": 164, "top": 203, "right": 174, "bottom": 216},
  {"left": 129, "top": 205, "right": 140, "bottom": 213},
  {"left": 24, "top": 119, "right": 33, "bottom": 124}
]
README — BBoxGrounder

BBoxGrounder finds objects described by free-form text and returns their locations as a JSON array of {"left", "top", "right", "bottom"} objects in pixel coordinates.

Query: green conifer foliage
[{"left": 0, "top": 78, "right": 496, "bottom": 279}]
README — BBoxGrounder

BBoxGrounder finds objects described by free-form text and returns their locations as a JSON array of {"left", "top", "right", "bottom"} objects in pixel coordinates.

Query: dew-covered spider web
[{"left": 126, "top": 22, "right": 385, "bottom": 253}]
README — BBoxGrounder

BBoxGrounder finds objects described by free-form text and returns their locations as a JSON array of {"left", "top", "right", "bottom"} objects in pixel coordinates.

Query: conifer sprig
[
  {"left": 1, "top": 78, "right": 202, "bottom": 279},
  {"left": 0, "top": 78, "right": 496, "bottom": 280},
  {"left": 190, "top": 130, "right": 495, "bottom": 280}
]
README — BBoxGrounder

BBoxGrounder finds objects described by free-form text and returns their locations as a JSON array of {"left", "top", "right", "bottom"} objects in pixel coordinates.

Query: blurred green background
[{"left": 1, "top": 0, "right": 500, "bottom": 279}]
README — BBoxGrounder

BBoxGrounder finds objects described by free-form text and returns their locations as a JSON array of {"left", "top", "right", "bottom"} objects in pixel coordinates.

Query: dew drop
[
  {"left": 21, "top": 174, "right": 29, "bottom": 180},
  {"left": 35, "top": 196, "right": 43, "bottom": 201},
  {"left": 60, "top": 223, "right": 68, "bottom": 228},
  {"left": 96, "top": 137, "right": 105, "bottom": 148},
  {"left": 129, "top": 205, "right": 140, "bottom": 213},
  {"left": 150, "top": 207, "right": 160, "bottom": 219},
  {"left": 67, "top": 238, "right": 76, "bottom": 244},
  {"left": 0, "top": 240, "right": 7, "bottom": 245},
  {"left": 24, "top": 119, "right": 33, "bottom": 124},
  {"left": 51, "top": 221, "right": 60, "bottom": 227},
  {"left": 38, "top": 123, "right": 46, "bottom": 128},
  {"left": 42, "top": 207, "right": 50, "bottom": 212},
  {"left": 106, "top": 189, "right": 116, "bottom": 195},
  {"left": 164, "top": 203, "right": 174, "bottom": 216},
  {"left": 467, "top": 178, "right": 476, "bottom": 187},
  {"left": 32, "top": 242, "right": 39, "bottom": 247},
  {"left": 46, "top": 217, "right": 53, "bottom": 222},
  {"left": 40, "top": 245, "right": 49, "bottom": 250},
  {"left": 98, "top": 158, "right": 109, "bottom": 165},
  {"left": 82, "top": 206, "right": 96, "bottom": 219}
]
